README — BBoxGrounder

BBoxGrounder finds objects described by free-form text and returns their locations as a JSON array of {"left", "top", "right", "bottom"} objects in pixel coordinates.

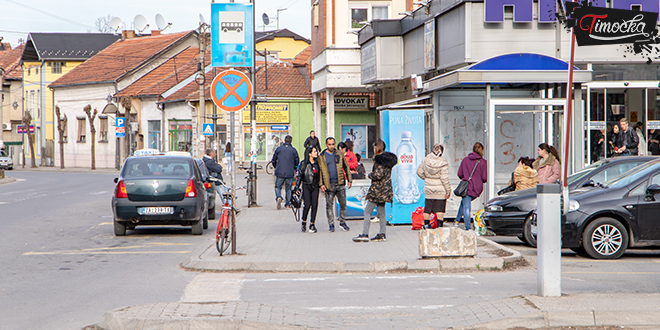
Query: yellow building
[
  {"left": 255, "top": 29, "right": 310, "bottom": 60},
  {"left": 20, "top": 33, "right": 119, "bottom": 166}
]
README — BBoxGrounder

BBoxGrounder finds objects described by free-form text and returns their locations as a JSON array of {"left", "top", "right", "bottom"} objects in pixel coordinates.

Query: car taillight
[
  {"left": 204, "top": 182, "right": 212, "bottom": 189},
  {"left": 185, "top": 179, "right": 197, "bottom": 198},
  {"left": 116, "top": 180, "right": 128, "bottom": 198}
]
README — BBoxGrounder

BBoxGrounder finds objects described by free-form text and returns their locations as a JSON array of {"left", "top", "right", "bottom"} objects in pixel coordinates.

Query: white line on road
[{"left": 89, "top": 191, "right": 109, "bottom": 195}]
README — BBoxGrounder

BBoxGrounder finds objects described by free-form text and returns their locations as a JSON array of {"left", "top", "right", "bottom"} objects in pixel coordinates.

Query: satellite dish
[
  {"left": 262, "top": 13, "right": 270, "bottom": 26},
  {"left": 110, "top": 17, "right": 123, "bottom": 33},
  {"left": 155, "top": 14, "right": 171, "bottom": 31},
  {"left": 199, "top": 14, "right": 206, "bottom": 25},
  {"left": 134, "top": 14, "right": 149, "bottom": 33}
]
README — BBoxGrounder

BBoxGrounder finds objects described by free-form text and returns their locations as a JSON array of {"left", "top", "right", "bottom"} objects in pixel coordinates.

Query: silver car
[{"left": 0, "top": 150, "right": 13, "bottom": 170}]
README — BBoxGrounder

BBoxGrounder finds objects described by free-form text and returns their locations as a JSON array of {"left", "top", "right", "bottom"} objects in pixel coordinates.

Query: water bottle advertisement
[{"left": 380, "top": 110, "right": 425, "bottom": 224}]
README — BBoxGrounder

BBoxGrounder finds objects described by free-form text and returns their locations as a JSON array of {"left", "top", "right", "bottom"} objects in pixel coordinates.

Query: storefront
[
  {"left": 242, "top": 103, "right": 291, "bottom": 161},
  {"left": 168, "top": 119, "right": 192, "bottom": 152}
]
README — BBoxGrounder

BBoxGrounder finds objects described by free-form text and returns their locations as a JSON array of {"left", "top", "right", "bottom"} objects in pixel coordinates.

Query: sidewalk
[{"left": 90, "top": 172, "right": 660, "bottom": 329}]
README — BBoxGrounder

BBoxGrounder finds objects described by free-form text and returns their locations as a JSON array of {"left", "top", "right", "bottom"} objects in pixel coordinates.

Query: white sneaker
[
  {"left": 371, "top": 217, "right": 379, "bottom": 223},
  {"left": 453, "top": 222, "right": 459, "bottom": 227}
]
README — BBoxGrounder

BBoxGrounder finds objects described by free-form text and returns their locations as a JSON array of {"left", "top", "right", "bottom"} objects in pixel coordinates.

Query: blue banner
[{"left": 211, "top": 3, "right": 254, "bottom": 67}]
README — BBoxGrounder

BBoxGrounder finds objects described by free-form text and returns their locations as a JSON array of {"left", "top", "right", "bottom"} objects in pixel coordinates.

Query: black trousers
[{"left": 302, "top": 183, "right": 319, "bottom": 224}]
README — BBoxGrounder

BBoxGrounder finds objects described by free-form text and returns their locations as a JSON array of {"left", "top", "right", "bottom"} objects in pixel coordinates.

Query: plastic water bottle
[{"left": 394, "top": 131, "right": 421, "bottom": 204}]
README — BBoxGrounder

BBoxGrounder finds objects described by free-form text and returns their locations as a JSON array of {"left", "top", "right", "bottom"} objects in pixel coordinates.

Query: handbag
[
  {"left": 497, "top": 172, "right": 516, "bottom": 195},
  {"left": 454, "top": 160, "right": 480, "bottom": 197}
]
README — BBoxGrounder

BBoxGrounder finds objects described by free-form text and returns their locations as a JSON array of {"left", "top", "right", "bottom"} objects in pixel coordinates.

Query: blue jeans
[
  {"left": 275, "top": 177, "right": 294, "bottom": 207},
  {"left": 455, "top": 195, "right": 474, "bottom": 230}
]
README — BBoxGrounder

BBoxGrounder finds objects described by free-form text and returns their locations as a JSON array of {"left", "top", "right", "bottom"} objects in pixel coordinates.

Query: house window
[
  {"left": 372, "top": 6, "right": 388, "bottom": 20},
  {"left": 148, "top": 120, "right": 161, "bottom": 150},
  {"left": 77, "top": 117, "right": 86, "bottom": 143},
  {"left": 51, "top": 62, "right": 64, "bottom": 74},
  {"left": 99, "top": 116, "right": 108, "bottom": 142},
  {"left": 351, "top": 8, "right": 368, "bottom": 29},
  {"left": 313, "top": 5, "right": 319, "bottom": 27}
]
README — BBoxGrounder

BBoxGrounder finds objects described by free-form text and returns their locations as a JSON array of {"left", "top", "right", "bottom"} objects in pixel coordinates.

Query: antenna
[
  {"left": 133, "top": 14, "right": 149, "bottom": 33},
  {"left": 110, "top": 17, "right": 123, "bottom": 33},
  {"left": 199, "top": 14, "right": 206, "bottom": 25},
  {"left": 262, "top": 13, "right": 270, "bottom": 26},
  {"left": 155, "top": 14, "right": 172, "bottom": 31}
]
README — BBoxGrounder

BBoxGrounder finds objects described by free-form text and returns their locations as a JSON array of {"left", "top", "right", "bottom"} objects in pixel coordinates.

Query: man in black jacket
[
  {"left": 203, "top": 148, "right": 225, "bottom": 198},
  {"left": 304, "top": 130, "right": 320, "bottom": 151},
  {"left": 272, "top": 135, "right": 299, "bottom": 209},
  {"left": 617, "top": 118, "right": 639, "bottom": 156}
]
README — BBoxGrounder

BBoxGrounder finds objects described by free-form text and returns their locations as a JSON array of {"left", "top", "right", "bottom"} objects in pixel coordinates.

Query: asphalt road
[{"left": 0, "top": 171, "right": 215, "bottom": 330}]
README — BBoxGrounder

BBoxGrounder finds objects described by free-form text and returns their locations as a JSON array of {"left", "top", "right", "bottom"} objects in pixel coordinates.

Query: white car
[{"left": 0, "top": 150, "right": 13, "bottom": 170}]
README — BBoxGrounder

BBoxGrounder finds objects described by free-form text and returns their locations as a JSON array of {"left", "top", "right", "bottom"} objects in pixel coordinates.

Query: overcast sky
[{"left": 0, "top": 0, "right": 311, "bottom": 47}]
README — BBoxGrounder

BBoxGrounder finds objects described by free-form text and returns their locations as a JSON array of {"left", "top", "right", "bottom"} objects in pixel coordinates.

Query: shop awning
[{"left": 423, "top": 53, "right": 593, "bottom": 93}]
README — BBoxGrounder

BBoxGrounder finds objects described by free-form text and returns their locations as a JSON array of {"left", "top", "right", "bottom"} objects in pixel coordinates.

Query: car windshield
[
  {"left": 123, "top": 158, "right": 192, "bottom": 178},
  {"left": 0, "top": 150, "right": 7, "bottom": 157},
  {"left": 604, "top": 160, "right": 660, "bottom": 189},
  {"left": 566, "top": 160, "right": 604, "bottom": 184}
]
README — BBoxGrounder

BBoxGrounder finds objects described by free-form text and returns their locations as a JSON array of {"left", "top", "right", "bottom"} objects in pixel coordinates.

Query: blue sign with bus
[{"left": 211, "top": 3, "right": 254, "bottom": 67}]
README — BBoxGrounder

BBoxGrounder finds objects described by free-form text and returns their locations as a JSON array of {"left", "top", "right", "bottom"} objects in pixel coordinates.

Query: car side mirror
[
  {"left": 114, "top": 177, "right": 118, "bottom": 183},
  {"left": 646, "top": 184, "right": 660, "bottom": 196},
  {"left": 582, "top": 180, "right": 595, "bottom": 187}
]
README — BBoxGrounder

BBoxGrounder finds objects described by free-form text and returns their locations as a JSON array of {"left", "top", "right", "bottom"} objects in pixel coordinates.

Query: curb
[
  {"left": 0, "top": 177, "right": 16, "bottom": 185},
  {"left": 180, "top": 237, "right": 521, "bottom": 273},
  {"left": 461, "top": 310, "right": 660, "bottom": 329}
]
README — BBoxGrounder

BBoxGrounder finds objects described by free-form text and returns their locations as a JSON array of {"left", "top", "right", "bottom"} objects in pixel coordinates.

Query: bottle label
[{"left": 400, "top": 154, "right": 414, "bottom": 164}]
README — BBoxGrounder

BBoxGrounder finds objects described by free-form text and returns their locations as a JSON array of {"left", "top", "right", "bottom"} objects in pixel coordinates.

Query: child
[{"left": 354, "top": 153, "right": 366, "bottom": 179}]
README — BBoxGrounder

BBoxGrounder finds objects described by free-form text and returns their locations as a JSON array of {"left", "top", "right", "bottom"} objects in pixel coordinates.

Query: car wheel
[
  {"left": 8, "top": 166, "right": 12, "bottom": 170},
  {"left": 203, "top": 211, "right": 209, "bottom": 230},
  {"left": 582, "top": 217, "right": 628, "bottom": 259},
  {"left": 522, "top": 214, "right": 538, "bottom": 248},
  {"left": 114, "top": 219, "right": 126, "bottom": 236},
  {"left": 192, "top": 211, "right": 204, "bottom": 235}
]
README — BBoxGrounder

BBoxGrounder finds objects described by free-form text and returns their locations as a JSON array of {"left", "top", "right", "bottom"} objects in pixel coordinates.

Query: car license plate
[{"left": 139, "top": 207, "right": 174, "bottom": 215}]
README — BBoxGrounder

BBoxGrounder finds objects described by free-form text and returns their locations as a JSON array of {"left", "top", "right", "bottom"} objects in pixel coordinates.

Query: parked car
[
  {"left": 483, "top": 156, "right": 656, "bottom": 247},
  {"left": 0, "top": 149, "right": 13, "bottom": 170},
  {"left": 111, "top": 155, "right": 209, "bottom": 236},
  {"left": 563, "top": 158, "right": 660, "bottom": 259},
  {"left": 194, "top": 158, "right": 216, "bottom": 223}
]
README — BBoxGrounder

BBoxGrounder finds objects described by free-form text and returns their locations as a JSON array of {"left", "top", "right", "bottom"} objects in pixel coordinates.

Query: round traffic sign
[{"left": 210, "top": 69, "right": 253, "bottom": 112}]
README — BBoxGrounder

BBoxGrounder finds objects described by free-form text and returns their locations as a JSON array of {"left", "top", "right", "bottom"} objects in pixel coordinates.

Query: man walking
[
  {"left": 272, "top": 135, "right": 299, "bottom": 209},
  {"left": 318, "top": 137, "right": 352, "bottom": 232},
  {"left": 617, "top": 118, "right": 639, "bottom": 156},
  {"left": 203, "top": 148, "right": 224, "bottom": 195},
  {"left": 304, "top": 130, "right": 320, "bottom": 151}
]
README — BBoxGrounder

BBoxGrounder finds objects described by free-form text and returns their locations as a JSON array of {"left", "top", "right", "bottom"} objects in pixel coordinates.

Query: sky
[{"left": 0, "top": 0, "right": 311, "bottom": 47}]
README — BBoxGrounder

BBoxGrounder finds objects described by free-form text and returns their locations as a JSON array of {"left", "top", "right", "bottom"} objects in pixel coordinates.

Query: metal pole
[
  {"left": 231, "top": 111, "right": 237, "bottom": 254},
  {"left": 213, "top": 67, "right": 218, "bottom": 161},
  {"left": 250, "top": 0, "right": 258, "bottom": 206}
]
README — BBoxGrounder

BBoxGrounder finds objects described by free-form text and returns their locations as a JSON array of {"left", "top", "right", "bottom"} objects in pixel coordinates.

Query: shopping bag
[
  {"left": 429, "top": 213, "right": 438, "bottom": 229},
  {"left": 411, "top": 207, "right": 424, "bottom": 230},
  {"left": 474, "top": 209, "right": 486, "bottom": 236}
]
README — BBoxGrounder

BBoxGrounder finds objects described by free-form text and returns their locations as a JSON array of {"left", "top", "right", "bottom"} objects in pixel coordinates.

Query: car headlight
[
  {"left": 486, "top": 204, "right": 503, "bottom": 212},
  {"left": 568, "top": 200, "right": 580, "bottom": 212}
]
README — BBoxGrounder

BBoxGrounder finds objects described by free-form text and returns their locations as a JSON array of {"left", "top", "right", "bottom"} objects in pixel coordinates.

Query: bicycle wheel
[
  {"left": 266, "top": 161, "right": 274, "bottom": 175},
  {"left": 217, "top": 227, "right": 231, "bottom": 255},
  {"left": 216, "top": 210, "right": 229, "bottom": 255},
  {"left": 246, "top": 180, "right": 253, "bottom": 207}
]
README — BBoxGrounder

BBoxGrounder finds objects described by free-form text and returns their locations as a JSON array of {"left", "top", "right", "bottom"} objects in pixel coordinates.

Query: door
[{"left": 632, "top": 172, "right": 660, "bottom": 240}]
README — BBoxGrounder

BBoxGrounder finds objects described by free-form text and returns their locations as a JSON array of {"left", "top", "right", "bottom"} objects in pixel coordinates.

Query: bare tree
[
  {"left": 83, "top": 105, "right": 98, "bottom": 170},
  {"left": 22, "top": 112, "right": 37, "bottom": 168},
  {"left": 120, "top": 97, "right": 132, "bottom": 159},
  {"left": 95, "top": 15, "right": 114, "bottom": 33},
  {"left": 55, "top": 106, "right": 67, "bottom": 169}
]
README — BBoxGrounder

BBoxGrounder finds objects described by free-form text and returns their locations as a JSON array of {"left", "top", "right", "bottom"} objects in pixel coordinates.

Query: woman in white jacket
[{"left": 417, "top": 143, "right": 451, "bottom": 228}]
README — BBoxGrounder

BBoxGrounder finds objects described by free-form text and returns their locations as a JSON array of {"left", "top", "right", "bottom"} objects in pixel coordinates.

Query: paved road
[{"left": 0, "top": 171, "right": 214, "bottom": 330}]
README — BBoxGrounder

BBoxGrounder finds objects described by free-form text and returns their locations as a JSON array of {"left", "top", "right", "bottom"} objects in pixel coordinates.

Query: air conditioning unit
[{"left": 2, "top": 123, "right": 10, "bottom": 131}]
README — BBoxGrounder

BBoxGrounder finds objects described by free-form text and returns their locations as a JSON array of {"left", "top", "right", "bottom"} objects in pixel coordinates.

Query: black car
[
  {"left": 112, "top": 155, "right": 209, "bottom": 236},
  {"left": 563, "top": 158, "right": 660, "bottom": 259},
  {"left": 483, "top": 156, "right": 656, "bottom": 247},
  {"left": 194, "top": 158, "right": 216, "bottom": 223}
]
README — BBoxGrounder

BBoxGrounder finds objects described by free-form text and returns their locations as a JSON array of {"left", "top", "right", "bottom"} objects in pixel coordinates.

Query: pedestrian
[
  {"left": 454, "top": 142, "right": 487, "bottom": 230},
  {"left": 353, "top": 153, "right": 366, "bottom": 179},
  {"left": 203, "top": 148, "right": 225, "bottom": 196},
  {"left": 340, "top": 140, "right": 359, "bottom": 174},
  {"left": 294, "top": 146, "right": 321, "bottom": 233},
  {"left": 609, "top": 124, "right": 623, "bottom": 156},
  {"left": 353, "top": 139, "right": 397, "bottom": 242},
  {"left": 416, "top": 143, "right": 451, "bottom": 228},
  {"left": 533, "top": 143, "right": 561, "bottom": 184},
  {"left": 592, "top": 129, "right": 605, "bottom": 162},
  {"left": 512, "top": 156, "right": 539, "bottom": 191},
  {"left": 617, "top": 118, "right": 639, "bottom": 156},
  {"left": 649, "top": 129, "right": 660, "bottom": 155},
  {"left": 318, "top": 137, "right": 352, "bottom": 232},
  {"left": 224, "top": 142, "right": 232, "bottom": 173},
  {"left": 271, "top": 135, "right": 299, "bottom": 209},
  {"left": 634, "top": 122, "right": 646, "bottom": 156},
  {"left": 304, "top": 130, "right": 320, "bottom": 151}
]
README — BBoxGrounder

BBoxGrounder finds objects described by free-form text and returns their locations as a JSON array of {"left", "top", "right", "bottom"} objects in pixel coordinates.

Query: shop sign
[
  {"left": 16, "top": 125, "right": 35, "bottom": 134},
  {"left": 586, "top": 121, "right": 606, "bottom": 130},
  {"left": 242, "top": 103, "right": 289, "bottom": 123},
  {"left": 334, "top": 96, "right": 369, "bottom": 110},
  {"left": 569, "top": 6, "right": 658, "bottom": 46},
  {"left": 648, "top": 121, "right": 660, "bottom": 129}
]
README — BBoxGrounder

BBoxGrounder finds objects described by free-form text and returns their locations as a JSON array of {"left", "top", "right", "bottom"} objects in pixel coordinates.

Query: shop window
[
  {"left": 148, "top": 120, "right": 161, "bottom": 150},
  {"left": 77, "top": 117, "right": 86, "bottom": 143},
  {"left": 351, "top": 8, "right": 368, "bottom": 29},
  {"left": 169, "top": 119, "right": 192, "bottom": 152},
  {"left": 372, "top": 6, "right": 388, "bottom": 20},
  {"left": 99, "top": 116, "right": 108, "bottom": 142}
]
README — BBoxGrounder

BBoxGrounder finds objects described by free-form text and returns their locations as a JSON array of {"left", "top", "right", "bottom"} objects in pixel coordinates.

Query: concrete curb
[
  {"left": 0, "top": 177, "right": 16, "bottom": 185},
  {"left": 461, "top": 310, "right": 660, "bottom": 329},
  {"left": 180, "top": 237, "right": 520, "bottom": 273}
]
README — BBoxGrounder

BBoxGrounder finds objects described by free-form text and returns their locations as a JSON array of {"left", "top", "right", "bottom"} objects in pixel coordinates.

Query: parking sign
[{"left": 116, "top": 117, "right": 125, "bottom": 138}]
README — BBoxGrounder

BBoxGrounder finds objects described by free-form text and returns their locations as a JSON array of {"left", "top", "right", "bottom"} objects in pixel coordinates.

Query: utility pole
[
  {"left": 250, "top": 0, "right": 258, "bottom": 206},
  {"left": 0, "top": 67, "right": 4, "bottom": 149},
  {"left": 196, "top": 27, "right": 206, "bottom": 158}
]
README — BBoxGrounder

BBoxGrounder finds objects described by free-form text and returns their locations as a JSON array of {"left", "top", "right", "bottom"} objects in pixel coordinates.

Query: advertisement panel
[
  {"left": 242, "top": 103, "right": 290, "bottom": 123},
  {"left": 336, "top": 180, "right": 377, "bottom": 219},
  {"left": 381, "top": 110, "right": 425, "bottom": 224},
  {"left": 341, "top": 125, "right": 368, "bottom": 159},
  {"left": 244, "top": 125, "right": 290, "bottom": 161}
]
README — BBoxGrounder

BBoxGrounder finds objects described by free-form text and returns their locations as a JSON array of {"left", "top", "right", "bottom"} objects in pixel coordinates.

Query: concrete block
[
  {"left": 419, "top": 227, "right": 477, "bottom": 257},
  {"left": 407, "top": 259, "right": 440, "bottom": 271},
  {"left": 374, "top": 261, "right": 407, "bottom": 272},
  {"left": 341, "top": 262, "right": 374, "bottom": 272}
]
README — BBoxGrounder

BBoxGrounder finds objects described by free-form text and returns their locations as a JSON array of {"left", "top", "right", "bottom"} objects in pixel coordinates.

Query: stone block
[{"left": 419, "top": 227, "right": 477, "bottom": 257}]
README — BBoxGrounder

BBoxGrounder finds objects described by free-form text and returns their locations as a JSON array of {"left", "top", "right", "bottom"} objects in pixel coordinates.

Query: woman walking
[
  {"left": 224, "top": 142, "right": 232, "bottom": 173},
  {"left": 533, "top": 143, "right": 561, "bottom": 184},
  {"left": 294, "top": 146, "right": 321, "bottom": 233},
  {"left": 417, "top": 143, "right": 451, "bottom": 228},
  {"left": 353, "top": 139, "right": 398, "bottom": 242},
  {"left": 455, "top": 142, "right": 487, "bottom": 230}
]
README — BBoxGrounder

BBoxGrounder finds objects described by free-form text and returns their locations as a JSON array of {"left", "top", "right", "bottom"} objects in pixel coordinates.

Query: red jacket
[{"left": 345, "top": 150, "right": 358, "bottom": 172}]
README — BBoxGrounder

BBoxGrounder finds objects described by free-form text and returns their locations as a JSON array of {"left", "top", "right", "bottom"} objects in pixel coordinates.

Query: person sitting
[{"left": 511, "top": 157, "right": 539, "bottom": 191}]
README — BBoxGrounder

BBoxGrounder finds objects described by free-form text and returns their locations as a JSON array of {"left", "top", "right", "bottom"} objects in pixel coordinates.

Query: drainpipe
[{"left": 40, "top": 60, "right": 46, "bottom": 166}]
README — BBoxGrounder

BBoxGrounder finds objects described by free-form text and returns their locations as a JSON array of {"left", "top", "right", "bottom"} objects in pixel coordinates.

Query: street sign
[
  {"left": 116, "top": 117, "right": 125, "bottom": 138},
  {"left": 270, "top": 125, "right": 289, "bottom": 131},
  {"left": 202, "top": 123, "right": 214, "bottom": 136},
  {"left": 16, "top": 125, "right": 35, "bottom": 134},
  {"left": 211, "top": 69, "right": 253, "bottom": 112},
  {"left": 211, "top": 3, "right": 254, "bottom": 67}
]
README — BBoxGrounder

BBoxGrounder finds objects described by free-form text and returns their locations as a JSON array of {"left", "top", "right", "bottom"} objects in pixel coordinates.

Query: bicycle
[
  {"left": 265, "top": 161, "right": 274, "bottom": 175},
  {"left": 213, "top": 180, "right": 244, "bottom": 256},
  {"left": 239, "top": 163, "right": 262, "bottom": 207}
]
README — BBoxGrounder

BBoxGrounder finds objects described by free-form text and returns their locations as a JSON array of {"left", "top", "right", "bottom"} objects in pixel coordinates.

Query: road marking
[
  {"left": 564, "top": 259, "right": 660, "bottom": 264},
  {"left": 98, "top": 222, "right": 113, "bottom": 225},
  {"left": 0, "top": 202, "right": 8, "bottom": 205},
  {"left": 307, "top": 305, "right": 453, "bottom": 311},
  {"left": 564, "top": 271, "right": 660, "bottom": 274},
  {"left": 23, "top": 242, "right": 192, "bottom": 255}
]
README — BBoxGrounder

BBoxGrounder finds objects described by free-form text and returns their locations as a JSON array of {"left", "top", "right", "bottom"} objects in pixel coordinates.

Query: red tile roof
[
  {"left": 49, "top": 31, "right": 194, "bottom": 88},
  {"left": 292, "top": 46, "right": 311, "bottom": 67},
  {"left": 0, "top": 44, "right": 25, "bottom": 80}
]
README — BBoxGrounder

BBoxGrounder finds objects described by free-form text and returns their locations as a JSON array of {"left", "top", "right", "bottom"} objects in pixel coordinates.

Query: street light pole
[{"left": 250, "top": 0, "right": 258, "bottom": 206}]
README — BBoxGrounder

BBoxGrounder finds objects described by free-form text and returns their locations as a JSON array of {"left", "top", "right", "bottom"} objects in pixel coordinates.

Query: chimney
[
  {"left": 122, "top": 30, "right": 136, "bottom": 39},
  {"left": 151, "top": 30, "right": 161, "bottom": 36}
]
